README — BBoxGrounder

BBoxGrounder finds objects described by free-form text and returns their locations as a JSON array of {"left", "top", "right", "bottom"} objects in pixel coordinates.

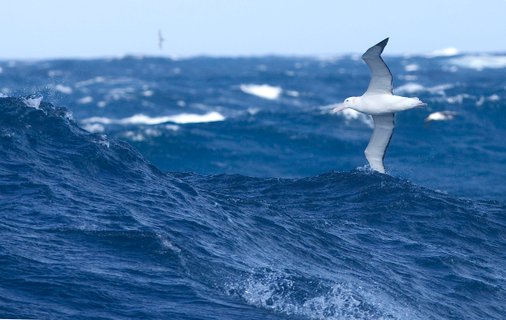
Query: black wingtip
[
  {"left": 376, "top": 37, "right": 389, "bottom": 48},
  {"left": 363, "top": 37, "right": 390, "bottom": 57}
]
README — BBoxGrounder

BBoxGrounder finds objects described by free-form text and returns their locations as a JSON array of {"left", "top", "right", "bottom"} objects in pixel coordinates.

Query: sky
[{"left": 1, "top": 0, "right": 505, "bottom": 59}]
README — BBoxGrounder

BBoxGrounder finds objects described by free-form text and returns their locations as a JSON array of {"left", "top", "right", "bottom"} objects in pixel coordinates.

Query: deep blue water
[{"left": 0, "top": 54, "right": 505, "bottom": 319}]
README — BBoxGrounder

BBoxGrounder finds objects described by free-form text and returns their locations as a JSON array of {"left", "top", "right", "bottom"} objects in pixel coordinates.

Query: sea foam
[
  {"left": 22, "top": 96, "right": 43, "bottom": 109},
  {"left": 82, "top": 111, "right": 225, "bottom": 126},
  {"left": 240, "top": 84, "right": 282, "bottom": 100},
  {"left": 54, "top": 84, "right": 73, "bottom": 94},
  {"left": 427, "top": 47, "right": 460, "bottom": 57},
  {"left": 395, "top": 83, "right": 453, "bottom": 95},
  {"left": 450, "top": 55, "right": 506, "bottom": 71}
]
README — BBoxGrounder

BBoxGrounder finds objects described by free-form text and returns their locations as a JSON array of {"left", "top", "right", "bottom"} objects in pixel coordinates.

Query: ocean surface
[{"left": 0, "top": 53, "right": 505, "bottom": 319}]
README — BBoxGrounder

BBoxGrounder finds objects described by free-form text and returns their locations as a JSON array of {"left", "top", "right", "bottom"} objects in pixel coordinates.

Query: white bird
[{"left": 333, "top": 38, "right": 426, "bottom": 173}]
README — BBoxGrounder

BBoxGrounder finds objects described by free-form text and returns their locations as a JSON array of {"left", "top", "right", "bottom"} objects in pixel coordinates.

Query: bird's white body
[
  {"left": 345, "top": 94, "right": 425, "bottom": 115},
  {"left": 333, "top": 38, "right": 426, "bottom": 173}
]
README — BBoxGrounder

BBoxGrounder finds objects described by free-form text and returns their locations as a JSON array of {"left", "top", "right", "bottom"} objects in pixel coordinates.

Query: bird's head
[
  {"left": 331, "top": 96, "right": 361, "bottom": 113},
  {"left": 333, "top": 96, "right": 360, "bottom": 113},
  {"left": 343, "top": 96, "right": 360, "bottom": 107}
]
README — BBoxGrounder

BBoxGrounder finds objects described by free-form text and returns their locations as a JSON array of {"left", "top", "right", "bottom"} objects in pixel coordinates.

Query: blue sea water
[{"left": 0, "top": 53, "right": 505, "bottom": 319}]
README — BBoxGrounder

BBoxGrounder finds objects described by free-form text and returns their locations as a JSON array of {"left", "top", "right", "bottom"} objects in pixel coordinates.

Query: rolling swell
[{"left": 0, "top": 97, "right": 505, "bottom": 319}]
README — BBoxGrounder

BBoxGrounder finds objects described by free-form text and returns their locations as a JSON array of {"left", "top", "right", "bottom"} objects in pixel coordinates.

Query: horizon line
[{"left": 1, "top": 48, "right": 506, "bottom": 62}]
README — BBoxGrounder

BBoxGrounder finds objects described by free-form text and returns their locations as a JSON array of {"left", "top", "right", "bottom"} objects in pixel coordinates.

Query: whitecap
[
  {"left": 247, "top": 108, "right": 260, "bottom": 116},
  {"left": 22, "top": 96, "right": 43, "bottom": 109},
  {"left": 142, "top": 90, "right": 154, "bottom": 97},
  {"left": 489, "top": 94, "right": 500, "bottom": 101},
  {"left": 428, "top": 47, "right": 460, "bottom": 57},
  {"left": 395, "top": 83, "right": 425, "bottom": 94},
  {"left": 64, "top": 111, "right": 74, "bottom": 121},
  {"left": 450, "top": 55, "right": 506, "bottom": 71},
  {"left": 124, "top": 131, "right": 145, "bottom": 142},
  {"left": 144, "top": 128, "right": 162, "bottom": 137},
  {"left": 165, "top": 124, "right": 180, "bottom": 131},
  {"left": 97, "top": 135, "right": 110, "bottom": 148},
  {"left": 168, "top": 112, "right": 225, "bottom": 124},
  {"left": 83, "top": 116, "right": 112, "bottom": 124},
  {"left": 75, "top": 76, "right": 106, "bottom": 88},
  {"left": 476, "top": 96, "right": 485, "bottom": 107},
  {"left": 77, "top": 96, "right": 94, "bottom": 104},
  {"left": 82, "top": 111, "right": 225, "bottom": 126},
  {"left": 425, "top": 111, "right": 457, "bottom": 122},
  {"left": 47, "top": 70, "right": 63, "bottom": 77},
  {"left": 106, "top": 87, "right": 135, "bottom": 101},
  {"left": 399, "top": 74, "right": 418, "bottom": 81},
  {"left": 445, "top": 94, "right": 473, "bottom": 105},
  {"left": 476, "top": 94, "right": 501, "bottom": 107},
  {"left": 83, "top": 123, "right": 105, "bottom": 133},
  {"left": 240, "top": 84, "right": 282, "bottom": 100},
  {"left": 120, "top": 112, "right": 225, "bottom": 125},
  {"left": 286, "top": 90, "right": 300, "bottom": 97},
  {"left": 156, "top": 234, "right": 181, "bottom": 253},
  {"left": 226, "top": 271, "right": 418, "bottom": 320},
  {"left": 442, "top": 65, "right": 459, "bottom": 73},
  {"left": 404, "top": 64, "right": 419, "bottom": 72},
  {"left": 54, "top": 84, "right": 73, "bottom": 94},
  {"left": 428, "top": 84, "right": 454, "bottom": 95},
  {"left": 395, "top": 83, "right": 453, "bottom": 95}
]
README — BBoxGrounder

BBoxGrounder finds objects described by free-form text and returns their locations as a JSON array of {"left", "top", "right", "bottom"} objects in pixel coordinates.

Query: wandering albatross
[{"left": 333, "top": 38, "right": 426, "bottom": 173}]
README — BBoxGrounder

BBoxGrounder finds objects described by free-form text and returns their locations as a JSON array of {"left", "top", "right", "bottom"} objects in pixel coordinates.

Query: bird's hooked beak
[{"left": 331, "top": 103, "right": 347, "bottom": 114}]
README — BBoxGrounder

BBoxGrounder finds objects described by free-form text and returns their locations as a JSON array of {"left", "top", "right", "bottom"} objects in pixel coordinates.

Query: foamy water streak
[
  {"left": 450, "top": 55, "right": 506, "bottom": 70},
  {"left": 395, "top": 83, "right": 453, "bottom": 95},
  {"left": 82, "top": 111, "right": 225, "bottom": 126},
  {"left": 427, "top": 47, "right": 460, "bottom": 57},
  {"left": 240, "top": 84, "right": 282, "bottom": 100},
  {"left": 425, "top": 111, "right": 457, "bottom": 123},
  {"left": 54, "top": 84, "right": 73, "bottom": 94}
]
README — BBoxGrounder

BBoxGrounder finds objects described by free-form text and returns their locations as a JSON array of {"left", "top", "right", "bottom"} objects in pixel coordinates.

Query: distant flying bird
[
  {"left": 158, "top": 29, "right": 165, "bottom": 50},
  {"left": 333, "top": 38, "right": 426, "bottom": 173}
]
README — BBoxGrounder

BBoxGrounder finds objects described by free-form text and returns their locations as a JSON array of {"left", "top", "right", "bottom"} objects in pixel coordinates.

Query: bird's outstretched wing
[
  {"left": 362, "top": 38, "right": 393, "bottom": 95},
  {"left": 364, "top": 113, "right": 394, "bottom": 173}
]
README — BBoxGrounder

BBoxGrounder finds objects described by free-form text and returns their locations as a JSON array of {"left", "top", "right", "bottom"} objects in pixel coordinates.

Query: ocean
[{"left": 0, "top": 53, "right": 505, "bottom": 319}]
